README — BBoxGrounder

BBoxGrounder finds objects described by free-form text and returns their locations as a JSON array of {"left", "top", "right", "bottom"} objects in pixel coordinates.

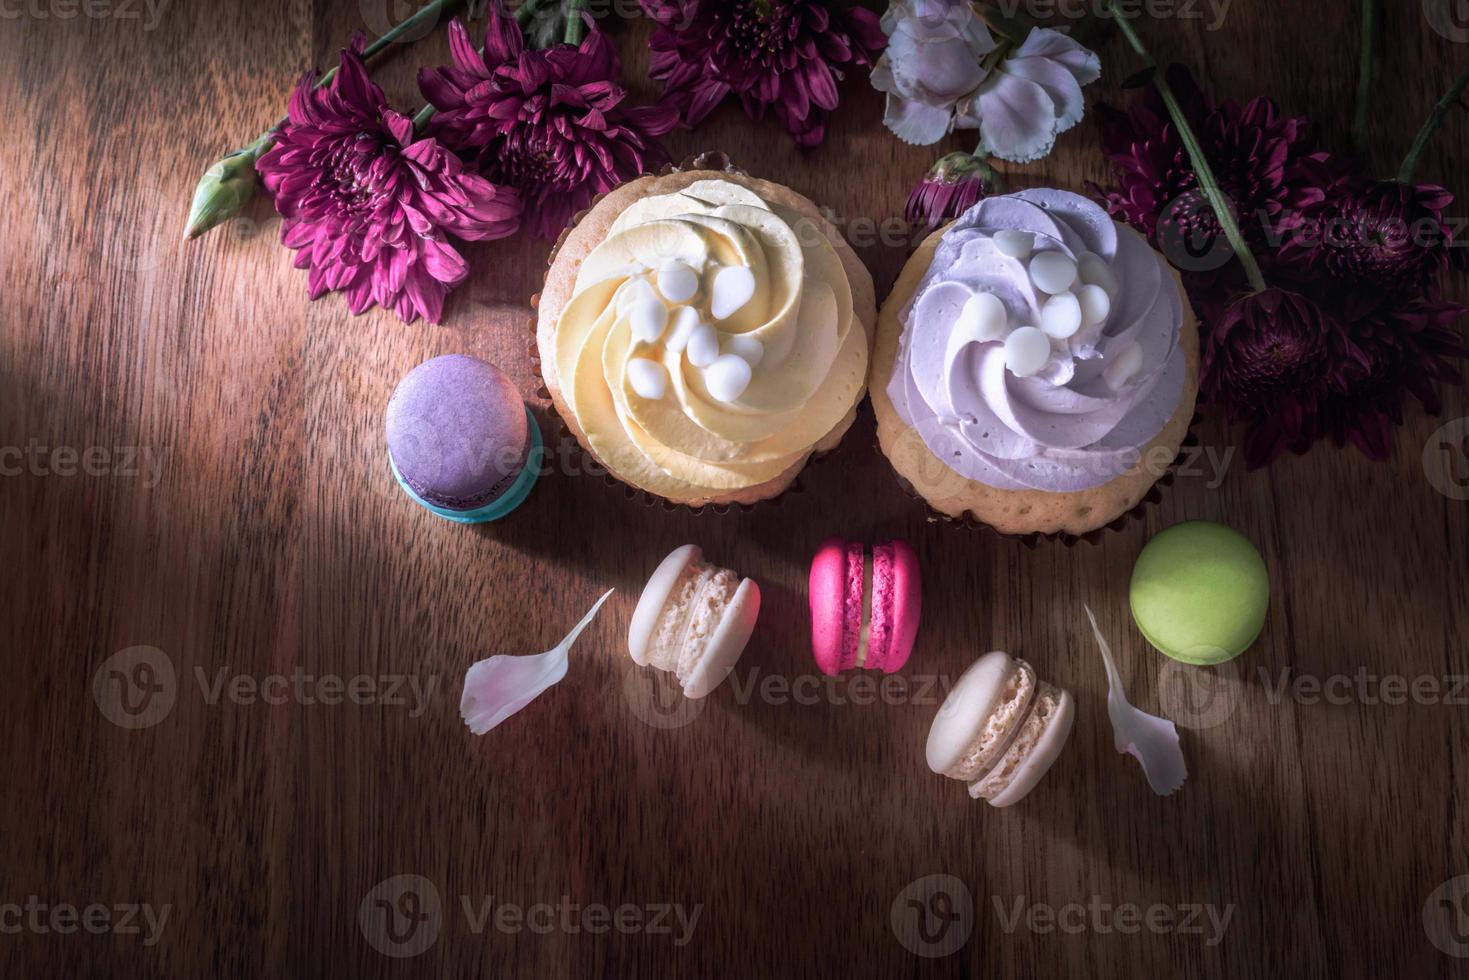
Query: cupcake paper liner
[{"left": 878, "top": 413, "right": 1205, "bottom": 548}]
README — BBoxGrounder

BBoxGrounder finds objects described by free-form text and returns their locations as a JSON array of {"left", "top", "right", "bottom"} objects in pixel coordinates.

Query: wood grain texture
[{"left": 1, "top": 1, "right": 1466, "bottom": 976}]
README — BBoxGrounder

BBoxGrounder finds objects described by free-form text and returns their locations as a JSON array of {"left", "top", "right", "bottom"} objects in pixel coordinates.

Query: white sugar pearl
[
  {"left": 1078, "top": 252, "right": 1120, "bottom": 296},
  {"left": 686, "top": 323, "right": 719, "bottom": 368},
  {"left": 958, "top": 291, "right": 1009, "bottom": 342},
  {"left": 666, "top": 306, "right": 701, "bottom": 353},
  {"left": 1029, "top": 252, "right": 1078, "bottom": 294},
  {"left": 725, "top": 333, "right": 765, "bottom": 366},
  {"left": 627, "top": 358, "right": 668, "bottom": 400},
  {"left": 1004, "top": 326, "right": 1051, "bottom": 378},
  {"left": 711, "top": 266, "right": 756, "bottom": 320},
  {"left": 628, "top": 297, "right": 669, "bottom": 344},
  {"left": 993, "top": 229, "right": 1035, "bottom": 260},
  {"left": 1039, "top": 292, "right": 1083, "bottom": 339},
  {"left": 704, "top": 354, "right": 753, "bottom": 403},
  {"left": 657, "top": 261, "right": 699, "bottom": 303},
  {"left": 1077, "top": 283, "right": 1112, "bottom": 326},
  {"left": 1103, "top": 341, "right": 1145, "bottom": 390},
  {"left": 617, "top": 276, "right": 655, "bottom": 315}
]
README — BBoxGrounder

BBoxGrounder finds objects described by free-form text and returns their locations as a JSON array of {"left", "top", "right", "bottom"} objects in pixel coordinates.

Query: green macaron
[{"left": 1129, "top": 521, "right": 1269, "bottom": 665}]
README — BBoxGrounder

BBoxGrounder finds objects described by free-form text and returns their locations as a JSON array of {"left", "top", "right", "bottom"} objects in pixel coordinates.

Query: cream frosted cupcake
[
  {"left": 872, "top": 189, "right": 1199, "bottom": 536},
  {"left": 536, "top": 170, "right": 876, "bottom": 508}
]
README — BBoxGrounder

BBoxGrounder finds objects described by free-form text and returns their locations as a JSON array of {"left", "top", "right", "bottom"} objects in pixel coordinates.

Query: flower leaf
[{"left": 1121, "top": 65, "right": 1156, "bottom": 89}]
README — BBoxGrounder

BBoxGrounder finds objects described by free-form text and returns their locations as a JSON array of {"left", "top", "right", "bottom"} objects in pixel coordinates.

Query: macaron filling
[
  {"left": 967, "top": 681, "right": 1065, "bottom": 801},
  {"left": 646, "top": 557, "right": 742, "bottom": 684},
  {"left": 865, "top": 542, "right": 898, "bottom": 671},
  {"left": 942, "top": 660, "right": 1038, "bottom": 783},
  {"left": 854, "top": 547, "right": 874, "bottom": 669},
  {"left": 840, "top": 541, "right": 866, "bottom": 671}
]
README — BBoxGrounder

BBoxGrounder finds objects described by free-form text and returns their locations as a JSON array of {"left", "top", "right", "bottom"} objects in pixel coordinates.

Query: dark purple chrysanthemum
[
  {"left": 1202, "top": 288, "right": 1347, "bottom": 467},
  {"left": 419, "top": 11, "right": 679, "bottom": 240},
  {"left": 640, "top": 0, "right": 887, "bottom": 148},
  {"left": 1276, "top": 177, "right": 1457, "bottom": 300},
  {"left": 1090, "top": 66, "right": 1332, "bottom": 294},
  {"left": 1320, "top": 294, "right": 1469, "bottom": 459},
  {"left": 257, "top": 47, "right": 522, "bottom": 324},
  {"left": 1092, "top": 67, "right": 1468, "bottom": 467},
  {"left": 905, "top": 152, "right": 989, "bottom": 228}
]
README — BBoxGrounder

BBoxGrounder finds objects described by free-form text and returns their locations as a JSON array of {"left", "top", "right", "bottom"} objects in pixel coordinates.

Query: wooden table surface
[{"left": 4, "top": 1, "right": 1468, "bottom": 976}]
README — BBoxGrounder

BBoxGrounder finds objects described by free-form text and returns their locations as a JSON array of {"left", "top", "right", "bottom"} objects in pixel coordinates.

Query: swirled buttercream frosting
[
  {"left": 886, "top": 189, "right": 1188, "bottom": 493},
  {"left": 553, "top": 179, "right": 868, "bottom": 498}
]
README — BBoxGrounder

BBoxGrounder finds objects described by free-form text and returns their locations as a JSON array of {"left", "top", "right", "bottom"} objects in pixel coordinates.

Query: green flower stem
[
  {"left": 1351, "top": 0, "right": 1376, "bottom": 156},
  {"left": 1399, "top": 63, "right": 1469, "bottom": 183},
  {"left": 272, "top": 0, "right": 460, "bottom": 139},
  {"left": 1104, "top": 1, "right": 1268, "bottom": 294},
  {"left": 564, "top": 0, "right": 589, "bottom": 45},
  {"left": 186, "top": 0, "right": 462, "bottom": 238}
]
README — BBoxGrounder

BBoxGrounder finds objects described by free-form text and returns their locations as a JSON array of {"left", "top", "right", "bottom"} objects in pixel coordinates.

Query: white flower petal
[
  {"left": 975, "top": 74, "right": 1058, "bottom": 163},
  {"left": 884, "top": 92, "right": 956, "bottom": 145},
  {"left": 1013, "top": 27, "right": 1101, "bottom": 85},
  {"left": 1000, "top": 56, "right": 1087, "bottom": 133}
]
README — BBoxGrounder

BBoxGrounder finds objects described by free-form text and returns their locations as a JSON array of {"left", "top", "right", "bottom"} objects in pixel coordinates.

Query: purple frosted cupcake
[{"left": 386, "top": 355, "right": 541, "bottom": 523}]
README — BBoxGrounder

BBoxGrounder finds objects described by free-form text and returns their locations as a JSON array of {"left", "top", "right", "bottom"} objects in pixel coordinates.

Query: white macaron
[
  {"left": 628, "top": 545, "right": 760, "bottom": 699},
  {"left": 927, "top": 651, "right": 1074, "bottom": 807}
]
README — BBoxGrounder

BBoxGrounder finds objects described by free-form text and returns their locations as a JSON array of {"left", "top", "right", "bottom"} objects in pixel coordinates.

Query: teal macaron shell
[{"left": 1129, "top": 521, "right": 1269, "bottom": 665}]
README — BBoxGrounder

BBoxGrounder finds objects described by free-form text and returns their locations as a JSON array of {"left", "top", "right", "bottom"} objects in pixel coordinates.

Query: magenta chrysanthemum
[
  {"left": 640, "top": 0, "right": 887, "bottom": 148},
  {"left": 419, "top": 11, "right": 678, "bottom": 240},
  {"left": 905, "top": 152, "right": 988, "bottom": 228},
  {"left": 257, "top": 48, "right": 522, "bottom": 324}
]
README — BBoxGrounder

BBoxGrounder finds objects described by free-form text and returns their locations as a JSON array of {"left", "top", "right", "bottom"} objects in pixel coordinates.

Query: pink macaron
[{"left": 808, "top": 538, "right": 921, "bottom": 676}]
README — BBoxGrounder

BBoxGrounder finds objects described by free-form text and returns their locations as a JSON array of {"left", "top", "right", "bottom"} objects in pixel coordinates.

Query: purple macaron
[{"left": 385, "top": 354, "right": 541, "bottom": 523}]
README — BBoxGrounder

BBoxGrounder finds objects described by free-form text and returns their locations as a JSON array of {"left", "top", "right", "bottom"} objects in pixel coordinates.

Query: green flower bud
[{"left": 183, "top": 142, "right": 266, "bottom": 240}]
